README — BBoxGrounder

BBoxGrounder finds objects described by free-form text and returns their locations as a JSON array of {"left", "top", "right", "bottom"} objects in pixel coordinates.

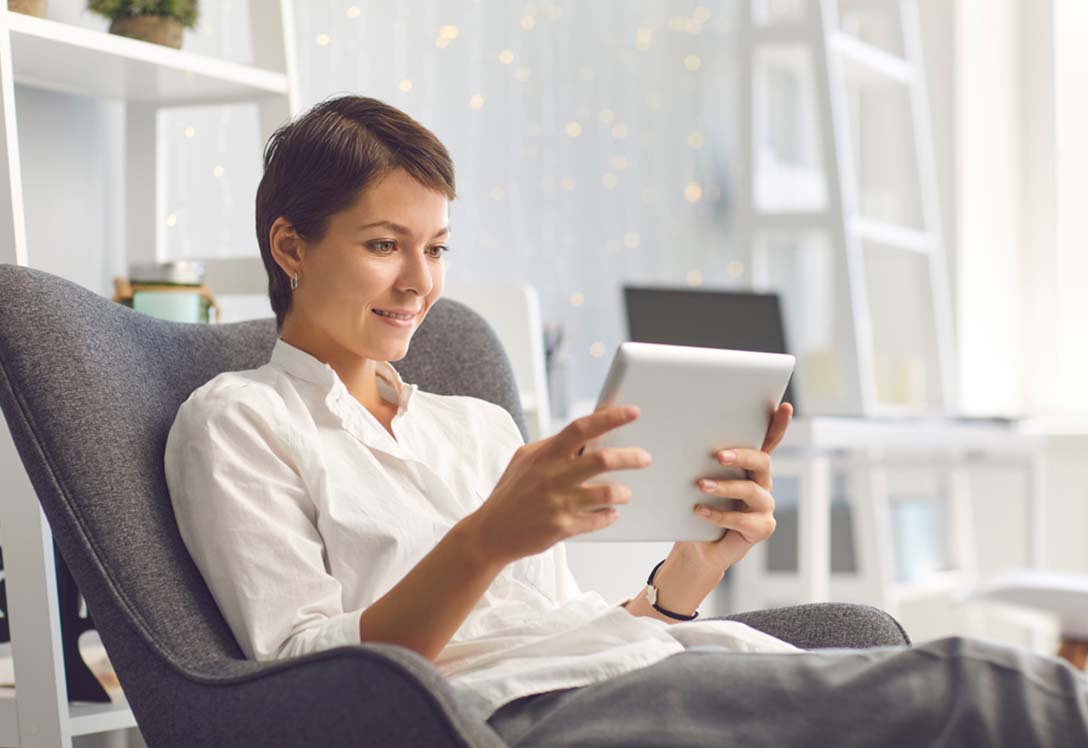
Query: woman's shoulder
[
  {"left": 185, "top": 364, "right": 276, "bottom": 402},
  {"left": 171, "top": 364, "right": 294, "bottom": 432}
]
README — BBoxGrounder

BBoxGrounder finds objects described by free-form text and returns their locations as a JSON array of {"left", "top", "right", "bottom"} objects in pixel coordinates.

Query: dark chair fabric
[
  {"left": 0, "top": 264, "right": 909, "bottom": 747},
  {"left": 720, "top": 602, "right": 910, "bottom": 650}
]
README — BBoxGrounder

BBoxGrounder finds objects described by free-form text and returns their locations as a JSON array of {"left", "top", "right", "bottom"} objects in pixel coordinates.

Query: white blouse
[{"left": 164, "top": 337, "right": 801, "bottom": 722}]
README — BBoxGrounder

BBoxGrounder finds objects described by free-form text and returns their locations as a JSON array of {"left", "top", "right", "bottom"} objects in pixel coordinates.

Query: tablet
[{"left": 568, "top": 342, "right": 795, "bottom": 542}]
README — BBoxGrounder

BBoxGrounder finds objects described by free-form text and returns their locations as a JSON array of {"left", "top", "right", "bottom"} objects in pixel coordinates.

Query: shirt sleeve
[
  {"left": 164, "top": 386, "right": 363, "bottom": 661},
  {"left": 486, "top": 402, "right": 586, "bottom": 604}
]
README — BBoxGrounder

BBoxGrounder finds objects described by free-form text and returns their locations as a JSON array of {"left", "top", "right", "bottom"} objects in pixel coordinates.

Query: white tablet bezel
[{"left": 567, "top": 342, "right": 795, "bottom": 542}]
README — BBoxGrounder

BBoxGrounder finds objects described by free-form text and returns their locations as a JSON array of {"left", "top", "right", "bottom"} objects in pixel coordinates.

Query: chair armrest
[
  {"left": 181, "top": 643, "right": 509, "bottom": 748},
  {"left": 159, "top": 607, "right": 905, "bottom": 745},
  {"left": 713, "top": 602, "right": 911, "bottom": 649}
]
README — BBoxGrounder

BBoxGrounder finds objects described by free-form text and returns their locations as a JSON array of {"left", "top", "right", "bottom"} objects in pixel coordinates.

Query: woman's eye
[{"left": 368, "top": 240, "right": 447, "bottom": 257}]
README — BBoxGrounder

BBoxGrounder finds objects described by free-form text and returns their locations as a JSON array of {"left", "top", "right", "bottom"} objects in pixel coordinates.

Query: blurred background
[{"left": 3, "top": 2, "right": 1088, "bottom": 740}]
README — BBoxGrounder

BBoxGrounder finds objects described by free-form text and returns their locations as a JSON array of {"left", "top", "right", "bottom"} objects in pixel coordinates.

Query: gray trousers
[{"left": 486, "top": 636, "right": 1088, "bottom": 747}]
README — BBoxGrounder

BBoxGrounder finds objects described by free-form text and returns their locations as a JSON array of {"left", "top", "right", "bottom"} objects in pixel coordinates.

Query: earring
[{"left": 290, "top": 272, "right": 299, "bottom": 291}]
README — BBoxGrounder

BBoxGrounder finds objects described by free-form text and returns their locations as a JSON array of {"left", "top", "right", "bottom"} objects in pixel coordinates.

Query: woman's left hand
[{"left": 671, "top": 402, "right": 793, "bottom": 574}]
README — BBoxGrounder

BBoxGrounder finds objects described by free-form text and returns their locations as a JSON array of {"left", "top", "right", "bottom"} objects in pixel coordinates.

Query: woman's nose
[{"left": 397, "top": 250, "right": 434, "bottom": 296}]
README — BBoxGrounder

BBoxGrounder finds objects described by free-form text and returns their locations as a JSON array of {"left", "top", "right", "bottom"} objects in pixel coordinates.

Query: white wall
[
  {"left": 954, "top": 0, "right": 1088, "bottom": 422},
  {"left": 1046, "top": 0, "right": 1088, "bottom": 417},
  {"left": 954, "top": 0, "right": 1024, "bottom": 417},
  {"left": 16, "top": 86, "right": 125, "bottom": 295}
]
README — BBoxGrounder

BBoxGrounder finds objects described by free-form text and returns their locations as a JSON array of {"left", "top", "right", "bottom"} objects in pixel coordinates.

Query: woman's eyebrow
[{"left": 357, "top": 220, "right": 449, "bottom": 239}]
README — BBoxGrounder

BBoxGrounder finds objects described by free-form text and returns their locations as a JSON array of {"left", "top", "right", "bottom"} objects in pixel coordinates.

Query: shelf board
[
  {"left": 832, "top": 31, "right": 915, "bottom": 85},
  {"left": 751, "top": 23, "right": 808, "bottom": 44},
  {"left": 751, "top": 209, "right": 832, "bottom": 231},
  {"left": 6, "top": 13, "right": 288, "bottom": 104},
  {"left": 0, "top": 688, "right": 137, "bottom": 739},
  {"left": 69, "top": 697, "right": 137, "bottom": 737},
  {"left": 779, "top": 415, "right": 1036, "bottom": 454},
  {"left": 754, "top": 569, "right": 970, "bottom": 607},
  {"left": 850, "top": 217, "right": 935, "bottom": 254},
  {"left": 1018, "top": 416, "right": 1088, "bottom": 437}
]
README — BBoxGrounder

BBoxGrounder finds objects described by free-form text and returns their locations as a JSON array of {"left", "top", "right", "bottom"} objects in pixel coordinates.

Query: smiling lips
[
  {"left": 373, "top": 308, "right": 417, "bottom": 319},
  {"left": 372, "top": 308, "right": 419, "bottom": 327}
]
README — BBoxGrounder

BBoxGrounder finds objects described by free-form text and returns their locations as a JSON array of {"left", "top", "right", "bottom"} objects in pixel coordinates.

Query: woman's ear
[{"left": 269, "top": 216, "right": 305, "bottom": 277}]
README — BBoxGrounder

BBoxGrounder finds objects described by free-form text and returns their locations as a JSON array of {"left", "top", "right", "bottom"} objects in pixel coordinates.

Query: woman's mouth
[{"left": 372, "top": 308, "right": 418, "bottom": 327}]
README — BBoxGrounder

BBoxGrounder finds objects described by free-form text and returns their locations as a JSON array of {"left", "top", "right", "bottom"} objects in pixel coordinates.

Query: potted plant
[
  {"left": 8, "top": 0, "right": 46, "bottom": 18},
  {"left": 88, "top": 0, "right": 198, "bottom": 49}
]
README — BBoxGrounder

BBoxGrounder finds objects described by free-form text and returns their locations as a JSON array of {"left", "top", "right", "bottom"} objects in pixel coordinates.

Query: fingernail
[
  {"left": 625, "top": 405, "right": 639, "bottom": 418},
  {"left": 699, "top": 479, "right": 716, "bottom": 491},
  {"left": 696, "top": 506, "right": 712, "bottom": 516},
  {"left": 718, "top": 450, "right": 736, "bottom": 464}
]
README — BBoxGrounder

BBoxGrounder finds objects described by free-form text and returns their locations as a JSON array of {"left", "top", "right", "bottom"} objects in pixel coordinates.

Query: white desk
[
  {"left": 745, "top": 416, "right": 1045, "bottom": 617},
  {"left": 551, "top": 405, "right": 1046, "bottom": 618}
]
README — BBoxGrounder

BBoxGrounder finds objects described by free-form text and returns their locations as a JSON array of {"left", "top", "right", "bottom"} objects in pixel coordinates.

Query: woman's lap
[{"left": 486, "top": 636, "right": 1088, "bottom": 748}]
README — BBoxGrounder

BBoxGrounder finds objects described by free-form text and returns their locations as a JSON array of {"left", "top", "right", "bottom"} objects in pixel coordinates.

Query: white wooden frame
[
  {"left": 0, "top": 5, "right": 299, "bottom": 745},
  {"left": 739, "top": 0, "right": 957, "bottom": 418}
]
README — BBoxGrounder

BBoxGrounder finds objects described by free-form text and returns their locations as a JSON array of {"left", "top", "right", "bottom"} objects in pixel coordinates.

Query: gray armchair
[{"left": 0, "top": 264, "right": 909, "bottom": 747}]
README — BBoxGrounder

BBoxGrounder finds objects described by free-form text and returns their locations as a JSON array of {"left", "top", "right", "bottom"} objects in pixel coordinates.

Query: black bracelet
[{"left": 645, "top": 559, "right": 699, "bottom": 621}]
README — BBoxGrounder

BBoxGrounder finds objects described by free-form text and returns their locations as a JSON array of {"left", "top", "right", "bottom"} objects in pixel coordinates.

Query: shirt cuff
[{"left": 277, "top": 608, "right": 364, "bottom": 659}]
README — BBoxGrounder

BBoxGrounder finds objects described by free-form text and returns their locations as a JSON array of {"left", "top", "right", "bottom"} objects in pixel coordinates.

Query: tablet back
[{"left": 570, "top": 342, "right": 794, "bottom": 542}]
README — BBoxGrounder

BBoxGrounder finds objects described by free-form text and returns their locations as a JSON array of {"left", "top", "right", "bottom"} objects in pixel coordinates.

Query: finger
[
  {"left": 693, "top": 506, "right": 776, "bottom": 544},
  {"left": 695, "top": 478, "right": 774, "bottom": 514},
  {"left": 574, "top": 481, "right": 632, "bottom": 513},
  {"left": 761, "top": 402, "right": 793, "bottom": 454},
  {"left": 555, "top": 405, "right": 640, "bottom": 458},
  {"left": 571, "top": 506, "right": 621, "bottom": 536},
  {"left": 711, "top": 447, "right": 771, "bottom": 490},
  {"left": 563, "top": 446, "right": 652, "bottom": 483}
]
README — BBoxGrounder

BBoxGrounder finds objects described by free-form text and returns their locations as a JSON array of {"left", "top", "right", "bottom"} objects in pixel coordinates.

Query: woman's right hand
[{"left": 465, "top": 405, "right": 652, "bottom": 567}]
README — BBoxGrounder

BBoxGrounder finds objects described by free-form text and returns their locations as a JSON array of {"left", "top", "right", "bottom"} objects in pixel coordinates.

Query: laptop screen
[{"left": 623, "top": 286, "right": 799, "bottom": 415}]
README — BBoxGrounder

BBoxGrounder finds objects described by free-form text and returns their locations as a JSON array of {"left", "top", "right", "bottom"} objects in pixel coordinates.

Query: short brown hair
[{"left": 255, "top": 96, "right": 457, "bottom": 330}]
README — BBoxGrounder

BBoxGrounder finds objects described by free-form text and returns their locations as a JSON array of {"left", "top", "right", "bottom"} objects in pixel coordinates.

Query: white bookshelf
[
  {"left": 0, "top": 3, "right": 300, "bottom": 746},
  {"left": 6, "top": 13, "right": 288, "bottom": 104},
  {"left": 737, "top": 1, "right": 957, "bottom": 418}
]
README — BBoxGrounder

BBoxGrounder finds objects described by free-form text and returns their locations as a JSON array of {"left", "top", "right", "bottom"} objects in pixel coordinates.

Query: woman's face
[{"left": 288, "top": 168, "right": 449, "bottom": 362}]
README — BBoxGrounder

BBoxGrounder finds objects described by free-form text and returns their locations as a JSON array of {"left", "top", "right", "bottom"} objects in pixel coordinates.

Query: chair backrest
[{"left": 0, "top": 264, "right": 527, "bottom": 679}]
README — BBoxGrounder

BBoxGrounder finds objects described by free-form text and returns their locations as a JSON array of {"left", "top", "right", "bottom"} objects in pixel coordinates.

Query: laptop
[{"left": 623, "top": 285, "right": 800, "bottom": 415}]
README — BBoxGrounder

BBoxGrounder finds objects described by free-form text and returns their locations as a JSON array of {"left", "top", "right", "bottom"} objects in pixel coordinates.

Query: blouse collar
[{"left": 268, "top": 337, "right": 417, "bottom": 414}]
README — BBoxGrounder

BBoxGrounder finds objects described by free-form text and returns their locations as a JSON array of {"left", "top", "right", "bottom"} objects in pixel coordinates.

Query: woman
[{"left": 164, "top": 96, "right": 1088, "bottom": 747}]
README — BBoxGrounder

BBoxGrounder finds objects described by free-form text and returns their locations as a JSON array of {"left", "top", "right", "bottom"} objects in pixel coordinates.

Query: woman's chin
[{"left": 370, "top": 334, "right": 414, "bottom": 358}]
